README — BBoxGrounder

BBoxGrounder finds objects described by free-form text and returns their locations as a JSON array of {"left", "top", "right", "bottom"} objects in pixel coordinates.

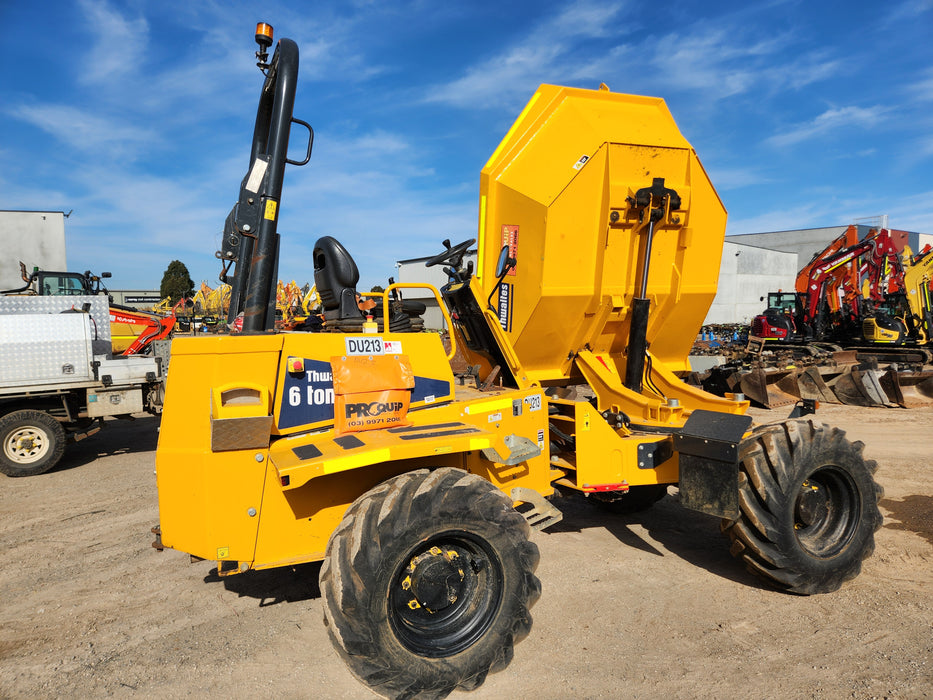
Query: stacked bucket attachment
[
  {"left": 702, "top": 349, "right": 933, "bottom": 409},
  {"left": 879, "top": 369, "right": 933, "bottom": 408}
]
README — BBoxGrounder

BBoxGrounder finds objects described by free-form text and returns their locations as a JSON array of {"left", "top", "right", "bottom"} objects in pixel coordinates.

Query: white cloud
[
  {"left": 50, "top": 161, "right": 233, "bottom": 288},
  {"left": 265, "top": 124, "right": 477, "bottom": 289},
  {"left": 645, "top": 27, "right": 845, "bottom": 101},
  {"left": 648, "top": 29, "right": 781, "bottom": 98},
  {"left": 78, "top": 0, "right": 149, "bottom": 84},
  {"left": 883, "top": 0, "right": 933, "bottom": 25},
  {"left": 784, "top": 53, "right": 844, "bottom": 90},
  {"left": 887, "top": 189, "right": 933, "bottom": 232},
  {"left": 920, "top": 136, "right": 933, "bottom": 157},
  {"left": 424, "top": 0, "right": 628, "bottom": 109},
  {"left": 726, "top": 202, "right": 835, "bottom": 236},
  {"left": 705, "top": 165, "right": 774, "bottom": 191},
  {"left": 347, "top": 131, "right": 410, "bottom": 155},
  {"left": 766, "top": 106, "right": 887, "bottom": 147},
  {"left": 9, "top": 104, "right": 159, "bottom": 157},
  {"left": 425, "top": 4, "right": 844, "bottom": 111},
  {"left": 911, "top": 68, "right": 933, "bottom": 102},
  {"left": 727, "top": 188, "right": 933, "bottom": 238}
]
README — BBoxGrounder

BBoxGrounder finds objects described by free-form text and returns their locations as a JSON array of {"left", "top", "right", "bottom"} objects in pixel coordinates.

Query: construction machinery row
[
  {"left": 752, "top": 225, "right": 933, "bottom": 348},
  {"left": 152, "top": 24, "right": 883, "bottom": 700},
  {"left": 701, "top": 225, "right": 933, "bottom": 409}
]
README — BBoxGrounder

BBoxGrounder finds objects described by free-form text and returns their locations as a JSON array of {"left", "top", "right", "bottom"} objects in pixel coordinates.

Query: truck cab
[{"left": 31, "top": 268, "right": 111, "bottom": 297}]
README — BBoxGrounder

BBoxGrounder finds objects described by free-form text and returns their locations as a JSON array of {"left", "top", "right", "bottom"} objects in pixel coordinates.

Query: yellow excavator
[
  {"left": 862, "top": 247, "right": 933, "bottom": 344},
  {"left": 153, "top": 23, "right": 883, "bottom": 699}
]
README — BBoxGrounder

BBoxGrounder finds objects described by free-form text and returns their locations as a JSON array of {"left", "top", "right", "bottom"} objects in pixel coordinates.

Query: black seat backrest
[{"left": 313, "top": 236, "right": 361, "bottom": 321}]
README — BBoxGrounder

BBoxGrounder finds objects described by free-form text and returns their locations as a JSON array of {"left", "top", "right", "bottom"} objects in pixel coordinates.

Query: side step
[{"left": 511, "top": 487, "right": 563, "bottom": 531}]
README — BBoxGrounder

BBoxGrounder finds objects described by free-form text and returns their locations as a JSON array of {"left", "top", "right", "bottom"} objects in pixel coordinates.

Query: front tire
[
  {"left": 0, "top": 410, "right": 66, "bottom": 477},
  {"left": 320, "top": 468, "right": 540, "bottom": 699},
  {"left": 722, "top": 419, "right": 883, "bottom": 595}
]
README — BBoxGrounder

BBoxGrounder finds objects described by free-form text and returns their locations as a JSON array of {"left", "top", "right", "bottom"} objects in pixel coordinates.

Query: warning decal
[
  {"left": 264, "top": 199, "right": 278, "bottom": 221},
  {"left": 501, "top": 225, "right": 518, "bottom": 276},
  {"left": 572, "top": 154, "right": 590, "bottom": 170}
]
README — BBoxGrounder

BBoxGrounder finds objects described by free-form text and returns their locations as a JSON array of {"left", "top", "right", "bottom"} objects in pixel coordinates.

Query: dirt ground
[{"left": 1, "top": 403, "right": 931, "bottom": 699}]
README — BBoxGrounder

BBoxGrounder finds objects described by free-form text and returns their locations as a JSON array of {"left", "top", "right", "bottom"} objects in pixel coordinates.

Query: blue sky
[{"left": 2, "top": 0, "right": 932, "bottom": 292}]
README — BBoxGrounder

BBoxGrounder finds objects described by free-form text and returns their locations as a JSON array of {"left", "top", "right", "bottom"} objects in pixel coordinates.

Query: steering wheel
[{"left": 425, "top": 238, "right": 476, "bottom": 268}]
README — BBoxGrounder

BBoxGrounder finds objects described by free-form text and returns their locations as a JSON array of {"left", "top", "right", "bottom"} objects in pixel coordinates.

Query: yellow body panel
[
  {"left": 862, "top": 318, "right": 902, "bottom": 344},
  {"left": 903, "top": 251, "right": 933, "bottom": 343},
  {"left": 573, "top": 401, "right": 679, "bottom": 489},
  {"left": 156, "top": 334, "right": 284, "bottom": 564},
  {"left": 156, "top": 331, "right": 552, "bottom": 570},
  {"left": 469, "top": 84, "right": 727, "bottom": 383}
]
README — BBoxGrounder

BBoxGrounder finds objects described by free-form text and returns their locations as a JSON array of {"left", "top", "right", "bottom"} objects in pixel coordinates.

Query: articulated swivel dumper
[{"left": 154, "top": 24, "right": 883, "bottom": 699}]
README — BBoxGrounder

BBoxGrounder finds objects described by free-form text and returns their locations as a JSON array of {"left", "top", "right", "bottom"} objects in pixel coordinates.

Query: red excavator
[{"left": 752, "top": 227, "right": 908, "bottom": 344}]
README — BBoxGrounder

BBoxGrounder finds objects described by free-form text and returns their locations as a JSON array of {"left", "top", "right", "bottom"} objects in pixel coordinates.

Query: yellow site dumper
[{"left": 154, "top": 23, "right": 883, "bottom": 700}]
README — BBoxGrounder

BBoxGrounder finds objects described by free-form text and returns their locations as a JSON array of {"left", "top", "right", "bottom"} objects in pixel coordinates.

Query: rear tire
[
  {"left": 0, "top": 410, "right": 66, "bottom": 477},
  {"left": 320, "top": 468, "right": 540, "bottom": 699},
  {"left": 721, "top": 419, "right": 883, "bottom": 595}
]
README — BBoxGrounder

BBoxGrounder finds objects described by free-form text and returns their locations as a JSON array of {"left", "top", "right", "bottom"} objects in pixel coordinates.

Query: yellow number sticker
[{"left": 264, "top": 199, "right": 278, "bottom": 221}]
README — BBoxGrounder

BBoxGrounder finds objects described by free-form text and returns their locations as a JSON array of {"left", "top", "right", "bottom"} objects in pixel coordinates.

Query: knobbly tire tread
[
  {"left": 0, "top": 410, "right": 66, "bottom": 477},
  {"left": 721, "top": 419, "right": 883, "bottom": 595},
  {"left": 320, "top": 468, "right": 540, "bottom": 699}
]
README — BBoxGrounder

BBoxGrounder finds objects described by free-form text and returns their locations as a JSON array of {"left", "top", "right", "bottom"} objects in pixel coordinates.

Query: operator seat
[
  {"left": 314, "top": 236, "right": 362, "bottom": 328},
  {"left": 313, "top": 236, "right": 425, "bottom": 332}
]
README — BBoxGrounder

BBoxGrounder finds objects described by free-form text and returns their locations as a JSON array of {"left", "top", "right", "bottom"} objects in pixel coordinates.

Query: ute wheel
[
  {"left": 591, "top": 484, "right": 668, "bottom": 514},
  {"left": 320, "top": 468, "right": 540, "bottom": 699},
  {"left": 721, "top": 419, "right": 883, "bottom": 595},
  {"left": 0, "top": 410, "right": 66, "bottom": 477}
]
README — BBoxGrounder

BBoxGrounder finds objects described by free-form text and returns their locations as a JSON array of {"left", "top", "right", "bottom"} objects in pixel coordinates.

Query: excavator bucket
[
  {"left": 737, "top": 367, "right": 798, "bottom": 408},
  {"left": 831, "top": 350, "right": 859, "bottom": 366},
  {"left": 829, "top": 367, "right": 894, "bottom": 407},
  {"left": 699, "top": 366, "right": 739, "bottom": 398},
  {"left": 880, "top": 369, "right": 933, "bottom": 408},
  {"left": 777, "top": 366, "right": 839, "bottom": 404},
  {"left": 774, "top": 371, "right": 802, "bottom": 400}
]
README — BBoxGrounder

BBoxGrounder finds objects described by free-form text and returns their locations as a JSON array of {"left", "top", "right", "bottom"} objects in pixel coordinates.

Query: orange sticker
[
  {"left": 501, "top": 225, "right": 518, "bottom": 276},
  {"left": 335, "top": 389, "right": 411, "bottom": 433},
  {"left": 331, "top": 354, "right": 414, "bottom": 433}
]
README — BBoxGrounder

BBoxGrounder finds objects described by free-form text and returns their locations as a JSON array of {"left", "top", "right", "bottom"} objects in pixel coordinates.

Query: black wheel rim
[
  {"left": 793, "top": 466, "right": 860, "bottom": 558},
  {"left": 388, "top": 530, "right": 503, "bottom": 658}
]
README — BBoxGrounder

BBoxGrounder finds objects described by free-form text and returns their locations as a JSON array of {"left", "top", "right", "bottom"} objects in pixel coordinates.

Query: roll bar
[{"left": 220, "top": 30, "right": 312, "bottom": 332}]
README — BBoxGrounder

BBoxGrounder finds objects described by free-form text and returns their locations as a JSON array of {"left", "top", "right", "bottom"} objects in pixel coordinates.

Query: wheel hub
[
  {"left": 17, "top": 436, "right": 36, "bottom": 451},
  {"left": 387, "top": 527, "right": 506, "bottom": 659},
  {"left": 403, "top": 546, "right": 464, "bottom": 612},
  {"left": 6, "top": 428, "right": 45, "bottom": 463},
  {"left": 796, "top": 479, "right": 829, "bottom": 527}
]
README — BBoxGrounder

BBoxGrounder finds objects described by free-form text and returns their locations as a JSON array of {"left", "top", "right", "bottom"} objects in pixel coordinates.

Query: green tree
[
  {"left": 370, "top": 285, "right": 385, "bottom": 294},
  {"left": 160, "top": 260, "right": 195, "bottom": 303}
]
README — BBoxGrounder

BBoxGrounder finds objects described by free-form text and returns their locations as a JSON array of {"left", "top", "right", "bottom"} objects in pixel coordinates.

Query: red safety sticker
[{"left": 501, "top": 225, "right": 519, "bottom": 276}]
